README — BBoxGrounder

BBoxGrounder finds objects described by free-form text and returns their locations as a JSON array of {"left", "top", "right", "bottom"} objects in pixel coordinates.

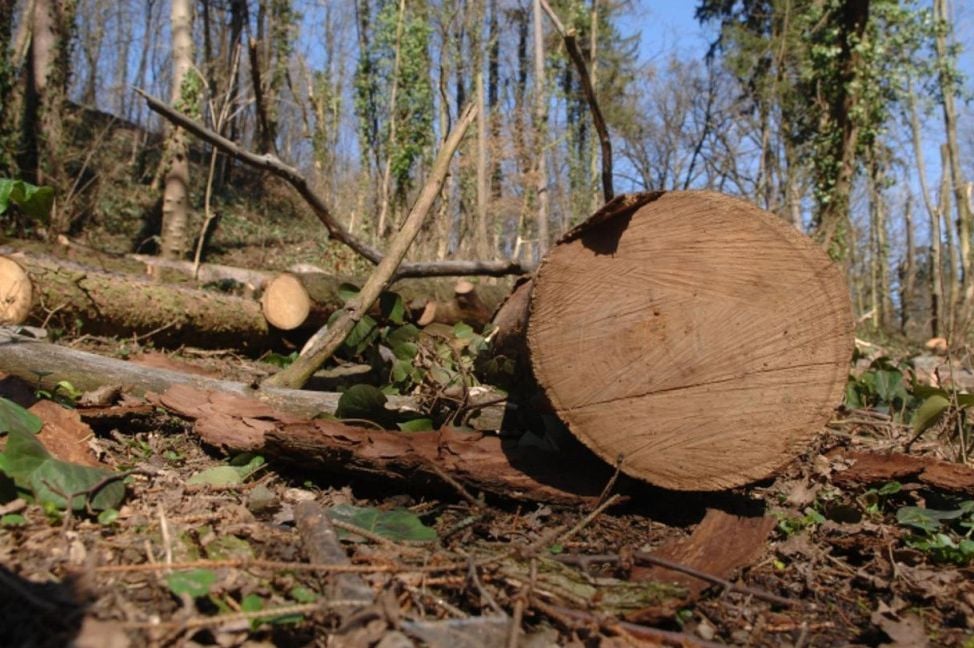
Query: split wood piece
[
  {"left": 527, "top": 191, "right": 853, "bottom": 491},
  {"left": 0, "top": 256, "right": 32, "bottom": 325},
  {"left": 0, "top": 330, "right": 506, "bottom": 431},
  {"left": 415, "top": 279, "right": 493, "bottom": 328},
  {"left": 1, "top": 247, "right": 276, "bottom": 349}
]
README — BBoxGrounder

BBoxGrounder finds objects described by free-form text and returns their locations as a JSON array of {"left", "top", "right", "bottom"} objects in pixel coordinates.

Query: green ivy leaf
[
  {"left": 911, "top": 395, "right": 950, "bottom": 434},
  {"left": 0, "top": 179, "right": 55, "bottom": 220},
  {"left": 337, "top": 282, "right": 360, "bottom": 303},
  {"left": 379, "top": 292, "right": 406, "bottom": 325},
  {"left": 336, "top": 384, "right": 395, "bottom": 428},
  {"left": 328, "top": 504, "right": 437, "bottom": 542},
  {"left": 166, "top": 569, "right": 217, "bottom": 598},
  {"left": 397, "top": 418, "right": 433, "bottom": 433},
  {"left": 0, "top": 397, "right": 43, "bottom": 436},
  {"left": 187, "top": 466, "right": 244, "bottom": 487}
]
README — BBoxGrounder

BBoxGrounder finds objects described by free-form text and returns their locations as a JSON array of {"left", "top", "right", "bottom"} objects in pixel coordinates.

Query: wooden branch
[
  {"left": 537, "top": 0, "right": 613, "bottom": 202},
  {"left": 137, "top": 90, "right": 534, "bottom": 279},
  {"left": 263, "top": 104, "right": 479, "bottom": 389}
]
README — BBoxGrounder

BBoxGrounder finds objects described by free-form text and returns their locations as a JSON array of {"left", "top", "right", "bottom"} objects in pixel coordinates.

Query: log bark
[
  {"left": 522, "top": 191, "right": 853, "bottom": 491},
  {"left": 2, "top": 247, "right": 276, "bottom": 349}
]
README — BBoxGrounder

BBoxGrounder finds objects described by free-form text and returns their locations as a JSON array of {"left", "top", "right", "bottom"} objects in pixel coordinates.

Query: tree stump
[{"left": 527, "top": 191, "right": 853, "bottom": 491}]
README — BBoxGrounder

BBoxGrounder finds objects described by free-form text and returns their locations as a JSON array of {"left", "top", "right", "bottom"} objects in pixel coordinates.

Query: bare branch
[
  {"left": 263, "top": 104, "right": 479, "bottom": 389},
  {"left": 136, "top": 89, "right": 533, "bottom": 279}
]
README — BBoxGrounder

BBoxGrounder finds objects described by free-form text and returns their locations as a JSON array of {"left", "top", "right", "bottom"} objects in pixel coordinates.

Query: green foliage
[
  {"left": 328, "top": 503, "right": 437, "bottom": 542},
  {"left": 353, "top": 0, "right": 432, "bottom": 207},
  {"left": 844, "top": 357, "right": 913, "bottom": 416},
  {"left": 896, "top": 500, "right": 974, "bottom": 565},
  {"left": 186, "top": 455, "right": 265, "bottom": 487},
  {"left": 166, "top": 569, "right": 217, "bottom": 598},
  {"left": 0, "top": 397, "right": 126, "bottom": 513},
  {"left": 0, "top": 178, "right": 55, "bottom": 223}
]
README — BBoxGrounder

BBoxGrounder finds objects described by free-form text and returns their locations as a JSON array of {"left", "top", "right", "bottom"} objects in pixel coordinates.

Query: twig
[
  {"left": 533, "top": 599, "right": 726, "bottom": 648},
  {"left": 263, "top": 103, "right": 479, "bottom": 389},
  {"left": 137, "top": 89, "right": 533, "bottom": 279},
  {"left": 633, "top": 551, "right": 798, "bottom": 608},
  {"left": 94, "top": 557, "right": 467, "bottom": 575},
  {"left": 559, "top": 494, "right": 621, "bottom": 545}
]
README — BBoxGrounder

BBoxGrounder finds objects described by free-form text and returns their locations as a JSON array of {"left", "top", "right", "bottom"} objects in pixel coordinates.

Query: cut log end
[
  {"left": 0, "top": 256, "right": 32, "bottom": 325},
  {"left": 262, "top": 273, "right": 312, "bottom": 330},
  {"left": 527, "top": 191, "right": 853, "bottom": 491}
]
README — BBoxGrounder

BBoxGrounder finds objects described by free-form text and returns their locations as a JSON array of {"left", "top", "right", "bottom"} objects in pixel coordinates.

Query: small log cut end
[
  {"left": 262, "top": 273, "right": 312, "bottom": 330},
  {"left": 0, "top": 256, "right": 32, "bottom": 325},
  {"left": 526, "top": 191, "right": 853, "bottom": 491}
]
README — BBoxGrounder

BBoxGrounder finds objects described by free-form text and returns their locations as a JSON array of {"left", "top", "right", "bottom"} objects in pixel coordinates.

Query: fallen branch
[
  {"left": 137, "top": 89, "right": 533, "bottom": 279},
  {"left": 263, "top": 103, "right": 478, "bottom": 389}
]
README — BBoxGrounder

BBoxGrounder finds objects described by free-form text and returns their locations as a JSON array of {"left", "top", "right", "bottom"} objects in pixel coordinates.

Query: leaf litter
[{"left": 0, "top": 343, "right": 972, "bottom": 646}]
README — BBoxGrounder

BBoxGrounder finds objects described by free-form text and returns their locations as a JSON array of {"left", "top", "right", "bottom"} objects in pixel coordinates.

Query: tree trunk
[
  {"left": 934, "top": 0, "right": 973, "bottom": 319},
  {"left": 813, "top": 0, "right": 869, "bottom": 259},
  {"left": 160, "top": 0, "right": 194, "bottom": 260},
  {"left": 474, "top": 7, "right": 490, "bottom": 260},
  {"left": 532, "top": 0, "right": 550, "bottom": 256},
  {"left": 899, "top": 195, "right": 916, "bottom": 335},
  {"left": 523, "top": 191, "right": 852, "bottom": 491}
]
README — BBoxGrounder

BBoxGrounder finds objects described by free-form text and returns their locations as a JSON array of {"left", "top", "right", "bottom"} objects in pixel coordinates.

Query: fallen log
[
  {"left": 0, "top": 247, "right": 278, "bottom": 349},
  {"left": 0, "top": 329, "right": 505, "bottom": 430},
  {"left": 514, "top": 191, "right": 853, "bottom": 491},
  {"left": 0, "top": 331, "right": 605, "bottom": 504},
  {"left": 261, "top": 271, "right": 509, "bottom": 331}
]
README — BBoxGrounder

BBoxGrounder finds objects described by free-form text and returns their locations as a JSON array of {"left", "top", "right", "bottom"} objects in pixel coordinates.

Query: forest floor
[
  {"left": 1, "top": 322, "right": 973, "bottom": 647},
  {"left": 2, "top": 166, "right": 973, "bottom": 645}
]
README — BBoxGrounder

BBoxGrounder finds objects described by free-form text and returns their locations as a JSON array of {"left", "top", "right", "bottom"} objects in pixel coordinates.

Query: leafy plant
[
  {"left": 896, "top": 501, "right": 974, "bottom": 565},
  {"left": 328, "top": 503, "right": 437, "bottom": 542},
  {"left": 845, "top": 357, "right": 912, "bottom": 416},
  {"left": 0, "top": 397, "right": 126, "bottom": 512},
  {"left": 0, "top": 178, "right": 54, "bottom": 221}
]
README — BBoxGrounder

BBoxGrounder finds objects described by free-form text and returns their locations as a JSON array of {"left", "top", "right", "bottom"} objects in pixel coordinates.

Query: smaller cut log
[
  {"left": 261, "top": 271, "right": 510, "bottom": 331},
  {"left": 2, "top": 247, "right": 276, "bottom": 349},
  {"left": 0, "top": 256, "right": 32, "bottom": 325},
  {"left": 261, "top": 273, "right": 312, "bottom": 330}
]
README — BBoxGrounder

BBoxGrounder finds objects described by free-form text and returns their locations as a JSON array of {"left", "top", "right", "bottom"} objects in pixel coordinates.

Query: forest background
[{"left": 1, "top": 0, "right": 974, "bottom": 346}]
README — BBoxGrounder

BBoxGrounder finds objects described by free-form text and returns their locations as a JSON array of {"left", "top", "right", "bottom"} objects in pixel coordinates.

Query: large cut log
[
  {"left": 523, "top": 191, "right": 853, "bottom": 491},
  {"left": 1, "top": 247, "right": 277, "bottom": 349}
]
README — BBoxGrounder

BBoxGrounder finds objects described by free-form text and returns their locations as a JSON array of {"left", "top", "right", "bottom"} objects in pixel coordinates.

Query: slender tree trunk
[
  {"left": 939, "top": 144, "right": 957, "bottom": 335},
  {"left": 588, "top": 0, "right": 600, "bottom": 214},
  {"left": 532, "top": 0, "right": 549, "bottom": 256},
  {"left": 475, "top": 1, "right": 490, "bottom": 260},
  {"left": 900, "top": 195, "right": 916, "bottom": 335},
  {"left": 814, "top": 0, "right": 869, "bottom": 258},
  {"left": 160, "top": 0, "right": 194, "bottom": 260},
  {"left": 376, "top": 0, "right": 406, "bottom": 241},
  {"left": 934, "top": 0, "right": 974, "bottom": 325}
]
